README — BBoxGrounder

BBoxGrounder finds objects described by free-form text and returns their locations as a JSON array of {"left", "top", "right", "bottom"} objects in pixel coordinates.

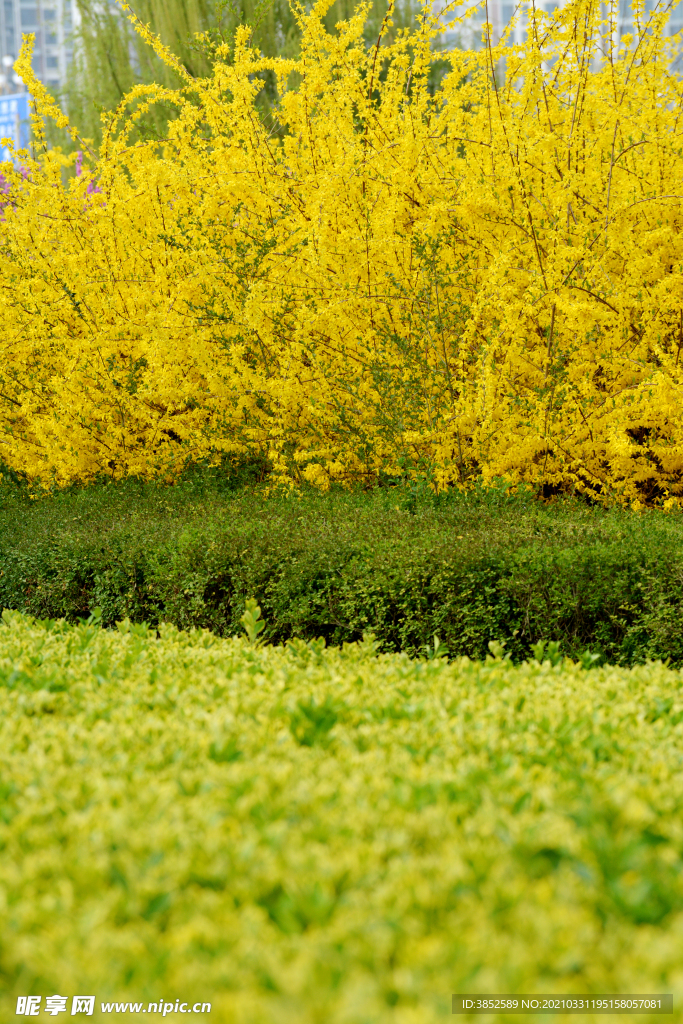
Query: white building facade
[
  {"left": 438, "top": 0, "right": 683, "bottom": 51},
  {"left": 0, "top": 0, "right": 74, "bottom": 92}
]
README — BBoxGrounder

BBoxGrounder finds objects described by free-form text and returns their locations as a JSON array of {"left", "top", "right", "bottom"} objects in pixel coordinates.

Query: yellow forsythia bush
[
  {"left": 2, "top": 611, "right": 683, "bottom": 1021},
  {"left": 1, "top": 0, "right": 683, "bottom": 503}
]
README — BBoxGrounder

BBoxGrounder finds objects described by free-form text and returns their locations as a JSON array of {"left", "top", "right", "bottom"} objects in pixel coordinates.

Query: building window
[{"left": 20, "top": 8, "right": 39, "bottom": 27}]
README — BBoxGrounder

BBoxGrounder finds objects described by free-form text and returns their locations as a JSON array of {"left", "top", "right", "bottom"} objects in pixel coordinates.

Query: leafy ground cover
[
  {"left": 1, "top": 610, "right": 683, "bottom": 1021},
  {"left": 3, "top": 468, "right": 683, "bottom": 665}
]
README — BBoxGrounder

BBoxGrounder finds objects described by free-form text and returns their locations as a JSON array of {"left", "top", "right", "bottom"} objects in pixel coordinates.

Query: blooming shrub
[
  {"left": 1, "top": 610, "right": 683, "bottom": 1020},
  {"left": 1, "top": 0, "right": 683, "bottom": 504}
]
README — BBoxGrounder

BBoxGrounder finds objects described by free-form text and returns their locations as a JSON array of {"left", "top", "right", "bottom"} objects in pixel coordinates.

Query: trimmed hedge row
[
  {"left": 2, "top": 475, "right": 683, "bottom": 665},
  {"left": 3, "top": 612, "right": 683, "bottom": 1015}
]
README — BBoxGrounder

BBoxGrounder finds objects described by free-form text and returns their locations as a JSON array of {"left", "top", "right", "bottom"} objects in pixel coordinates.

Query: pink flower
[{"left": 76, "top": 149, "right": 102, "bottom": 196}]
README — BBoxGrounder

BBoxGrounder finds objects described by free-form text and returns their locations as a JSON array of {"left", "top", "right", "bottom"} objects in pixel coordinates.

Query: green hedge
[
  {"left": 3, "top": 612, "right": 683, "bottom": 1015},
  {"left": 2, "top": 471, "right": 683, "bottom": 665}
]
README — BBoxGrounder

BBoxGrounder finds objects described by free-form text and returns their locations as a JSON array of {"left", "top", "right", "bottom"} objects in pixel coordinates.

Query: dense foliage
[
  {"left": 2, "top": 0, "right": 683, "bottom": 503},
  {"left": 3, "top": 473, "right": 683, "bottom": 665},
  {"left": 1, "top": 610, "right": 682, "bottom": 1021},
  {"left": 61, "top": 0, "right": 420, "bottom": 149}
]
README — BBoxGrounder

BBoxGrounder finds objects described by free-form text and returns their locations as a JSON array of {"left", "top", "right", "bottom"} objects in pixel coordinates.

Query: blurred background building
[
  {"left": 437, "top": 0, "right": 683, "bottom": 50},
  {"left": 0, "top": 0, "right": 74, "bottom": 93},
  {"left": 0, "top": 0, "right": 77, "bottom": 160}
]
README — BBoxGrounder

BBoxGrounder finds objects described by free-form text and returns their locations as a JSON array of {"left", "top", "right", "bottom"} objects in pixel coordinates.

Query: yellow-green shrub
[
  {"left": 2, "top": 0, "right": 683, "bottom": 504},
  {"left": 1, "top": 610, "right": 683, "bottom": 1021}
]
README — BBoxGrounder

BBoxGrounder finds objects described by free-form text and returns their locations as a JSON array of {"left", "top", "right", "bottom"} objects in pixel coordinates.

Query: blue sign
[{"left": 0, "top": 93, "right": 30, "bottom": 163}]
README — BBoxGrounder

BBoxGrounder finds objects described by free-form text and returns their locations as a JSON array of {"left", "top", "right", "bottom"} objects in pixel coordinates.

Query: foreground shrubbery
[
  {"left": 1, "top": 610, "right": 682, "bottom": 1021},
  {"left": 4, "top": 472, "right": 683, "bottom": 665},
  {"left": 2, "top": 0, "right": 683, "bottom": 503}
]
